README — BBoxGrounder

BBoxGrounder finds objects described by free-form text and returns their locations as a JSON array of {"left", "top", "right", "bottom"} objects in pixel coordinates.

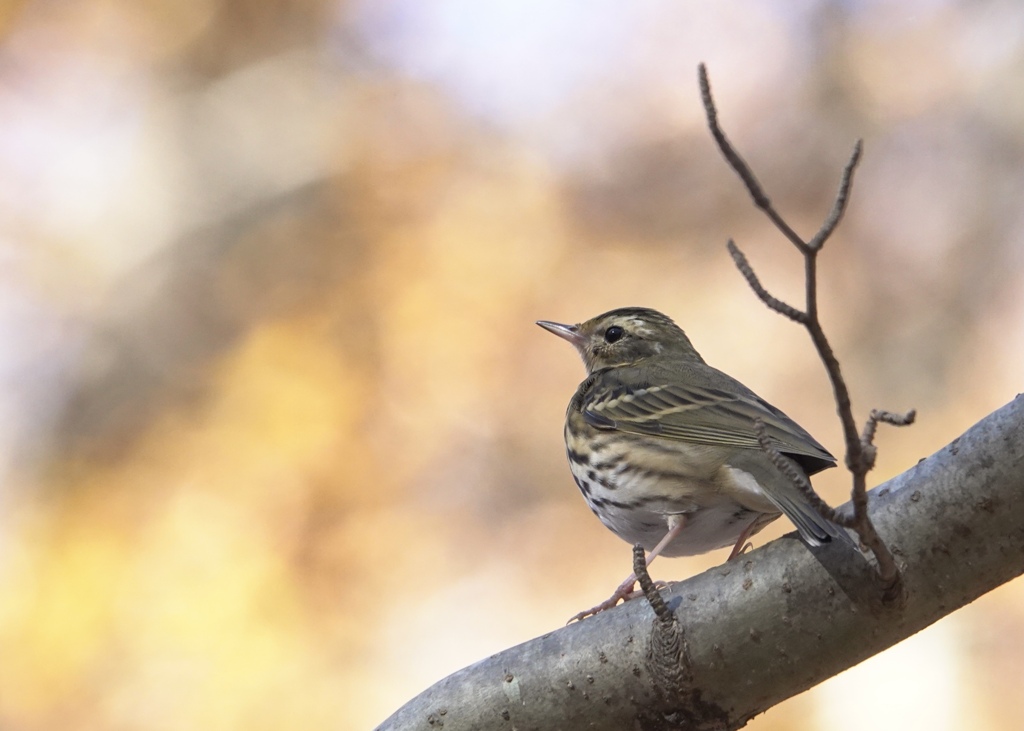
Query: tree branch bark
[{"left": 375, "top": 395, "right": 1024, "bottom": 731}]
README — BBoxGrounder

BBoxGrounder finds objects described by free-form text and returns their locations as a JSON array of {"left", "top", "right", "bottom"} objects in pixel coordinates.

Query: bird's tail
[{"left": 765, "top": 486, "right": 856, "bottom": 549}]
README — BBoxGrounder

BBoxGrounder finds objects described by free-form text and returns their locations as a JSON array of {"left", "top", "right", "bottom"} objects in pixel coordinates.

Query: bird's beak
[{"left": 536, "top": 320, "right": 584, "bottom": 347}]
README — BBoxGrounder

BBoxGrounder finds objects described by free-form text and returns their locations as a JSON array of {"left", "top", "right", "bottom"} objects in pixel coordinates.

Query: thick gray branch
[{"left": 375, "top": 396, "right": 1024, "bottom": 731}]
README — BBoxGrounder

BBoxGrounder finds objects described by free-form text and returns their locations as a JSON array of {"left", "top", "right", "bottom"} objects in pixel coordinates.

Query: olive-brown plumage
[{"left": 538, "top": 307, "right": 844, "bottom": 577}]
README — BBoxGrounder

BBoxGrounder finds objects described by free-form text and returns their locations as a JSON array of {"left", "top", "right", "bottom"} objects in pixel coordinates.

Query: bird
[{"left": 537, "top": 306, "right": 847, "bottom": 619}]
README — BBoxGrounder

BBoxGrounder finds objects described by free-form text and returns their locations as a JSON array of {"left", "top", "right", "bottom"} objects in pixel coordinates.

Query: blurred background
[{"left": 0, "top": 0, "right": 1022, "bottom": 729}]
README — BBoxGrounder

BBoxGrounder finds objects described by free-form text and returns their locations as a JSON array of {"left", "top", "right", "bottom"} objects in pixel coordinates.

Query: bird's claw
[
  {"left": 567, "top": 580, "right": 670, "bottom": 623},
  {"left": 727, "top": 540, "right": 755, "bottom": 561}
]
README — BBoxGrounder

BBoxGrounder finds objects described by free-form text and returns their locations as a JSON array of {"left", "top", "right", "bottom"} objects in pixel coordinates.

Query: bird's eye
[{"left": 604, "top": 326, "right": 624, "bottom": 343}]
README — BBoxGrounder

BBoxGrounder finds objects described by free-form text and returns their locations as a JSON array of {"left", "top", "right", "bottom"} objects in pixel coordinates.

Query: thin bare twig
[
  {"left": 633, "top": 544, "right": 672, "bottom": 624},
  {"left": 862, "top": 408, "right": 918, "bottom": 449},
  {"left": 809, "top": 141, "right": 863, "bottom": 250},
  {"left": 700, "top": 63, "right": 915, "bottom": 603},
  {"left": 726, "top": 240, "right": 808, "bottom": 323},
  {"left": 753, "top": 419, "right": 849, "bottom": 528},
  {"left": 855, "top": 409, "right": 918, "bottom": 526},
  {"left": 634, "top": 545, "right": 693, "bottom": 705},
  {"left": 698, "top": 63, "right": 808, "bottom": 254}
]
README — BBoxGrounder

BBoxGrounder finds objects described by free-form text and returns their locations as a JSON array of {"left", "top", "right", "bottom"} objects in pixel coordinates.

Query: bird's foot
[
  {"left": 568, "top": 577, "right": 669, "bottom": 623},
  {"left": 727, "top": 540, "right": 755, "bottom": 561}
]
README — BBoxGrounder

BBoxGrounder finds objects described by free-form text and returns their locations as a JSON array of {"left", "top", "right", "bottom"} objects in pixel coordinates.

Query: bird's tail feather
[{"left": 765, "top": 488, "right": 855, "bottom": 548}]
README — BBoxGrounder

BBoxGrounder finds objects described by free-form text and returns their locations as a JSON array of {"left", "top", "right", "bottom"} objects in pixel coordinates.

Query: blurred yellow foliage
[{"left": 0, "top": 2, "right": 1022, "bottom": 730}]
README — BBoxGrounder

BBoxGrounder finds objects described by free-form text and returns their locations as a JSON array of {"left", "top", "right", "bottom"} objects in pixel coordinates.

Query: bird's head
[{"left": 537, "top": 307, "right": 703, "bottom": 373}]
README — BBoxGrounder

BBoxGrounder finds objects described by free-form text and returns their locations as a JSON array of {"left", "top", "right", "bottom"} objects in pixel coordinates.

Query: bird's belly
[
  {"left": 566, "top": 432, "right": 779, "bottom": 557},
  {"left": 592, "top": 499, "right": 773, "bottom": 557}
]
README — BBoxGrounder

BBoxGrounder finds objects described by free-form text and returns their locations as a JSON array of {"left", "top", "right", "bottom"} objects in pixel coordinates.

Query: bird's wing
[{"left": 580, "top": 365, "right": 836, "bottom": 475}]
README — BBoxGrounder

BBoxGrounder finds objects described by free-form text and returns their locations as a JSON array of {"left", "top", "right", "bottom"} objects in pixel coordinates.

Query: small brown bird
[{"left": 538, "top": 307, "right": 845, "bottom": 618}]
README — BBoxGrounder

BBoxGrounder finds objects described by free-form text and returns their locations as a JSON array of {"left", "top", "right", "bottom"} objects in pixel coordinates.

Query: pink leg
[
  {"left": 726, "top": 516, "right": 762, "bottom": 561},
  {"left": 569, "top": 515, "right": 687, "bottom": 622}
]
